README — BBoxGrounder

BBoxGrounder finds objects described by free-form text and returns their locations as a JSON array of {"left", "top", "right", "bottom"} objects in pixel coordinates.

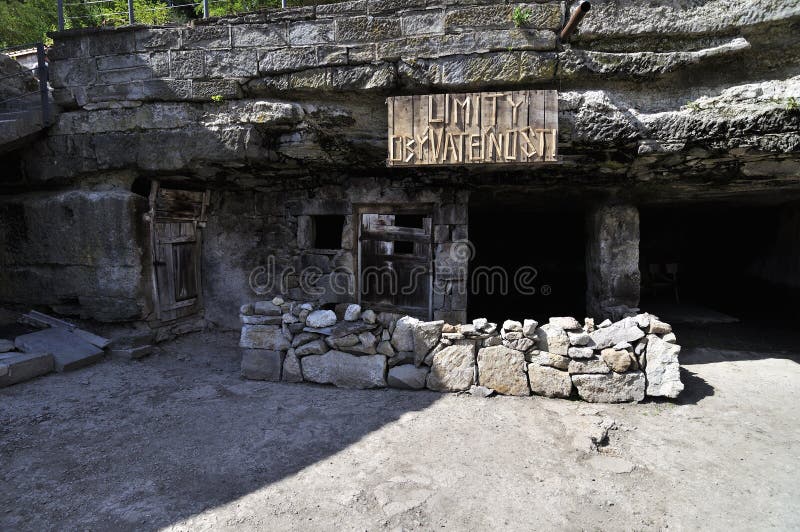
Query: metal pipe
[
  {"left": 203, "top": 0, "right": 209, "bottom": 18},
  {"left": 57, "top": 0, "right": 65, "bottom": 31},
  {"left": 36, "top": 43, "right": 50, "bottom": 126},
  {"left": 128, "top": 0, "right": 135, "bottom": 25},
  {"left": 560, "top": 1, "right": 591, "bottom": 42}
]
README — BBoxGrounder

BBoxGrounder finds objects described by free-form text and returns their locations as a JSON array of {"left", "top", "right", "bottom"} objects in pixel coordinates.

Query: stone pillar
[{"left": 585, "top": 204, "right": 641, "bottom": 321}]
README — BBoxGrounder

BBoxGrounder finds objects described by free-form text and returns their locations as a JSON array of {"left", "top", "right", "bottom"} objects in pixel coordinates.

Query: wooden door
[
  {"left": 359, "top": 210, "right": 433, "bottom": 319},
  {"left": 148, "top": 183, "right": 209, "bottom": 321}
]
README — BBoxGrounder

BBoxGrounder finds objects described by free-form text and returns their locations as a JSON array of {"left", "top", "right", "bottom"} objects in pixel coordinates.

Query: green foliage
[
  {"left": 511, "top": 5, "right": 532, "bottom": 28},
  {"left": 65, "top": 0, "right": 172, "bottom": 29},
  {"left": 196, "top": 0, "right": 279, "bottom": 18},
  {"left": 685, "top": 100, "right": 701, "bottom": 112},
  {"left": 211, "top": 94, "right": 223, "bottom": 102},
  {"left": 0, "top": 0, "right": 58, "bottom": 48},
  {"left": 787, "top": 96, "right": 798, "bottom": 112}
]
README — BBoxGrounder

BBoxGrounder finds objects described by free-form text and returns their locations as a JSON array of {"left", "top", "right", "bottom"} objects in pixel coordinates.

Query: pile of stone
[{"left": 239, "top": 299, "right": 683, "bottom": 403}]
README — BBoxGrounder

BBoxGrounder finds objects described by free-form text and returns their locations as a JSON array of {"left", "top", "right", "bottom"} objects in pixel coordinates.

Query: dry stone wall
[{"left": 238, "top": 297, "right": 683, "bottom": 403}]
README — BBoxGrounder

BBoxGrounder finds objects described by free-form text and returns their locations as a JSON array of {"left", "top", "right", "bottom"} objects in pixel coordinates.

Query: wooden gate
[
  {"left": 358, "top": 207, "right": 433, "bottom": 319},
  {"left": 148, "top": 182, "right": 210, "bottom": 321}
]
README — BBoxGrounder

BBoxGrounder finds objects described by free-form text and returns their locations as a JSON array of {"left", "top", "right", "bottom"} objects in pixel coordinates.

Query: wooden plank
[
  {"left": 389, "top": 95, "right": 413, "bottom": 166},
  {"left": 528, "top": 89, "right": 545, "bottom": 161},
  {"left": 543, "top": 89, "right": 558, "bottom": 162},
  {"left": 386, "top": 97, "right": 394, "bottom": 166}
]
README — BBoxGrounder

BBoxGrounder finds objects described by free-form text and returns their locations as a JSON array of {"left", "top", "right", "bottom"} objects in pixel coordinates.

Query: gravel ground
[{"left": 1, "top": 330, "right": 799, "bottom": 531}]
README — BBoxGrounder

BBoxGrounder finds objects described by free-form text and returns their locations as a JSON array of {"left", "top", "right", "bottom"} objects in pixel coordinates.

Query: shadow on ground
[{"left": 0, "top": 331, "right": 442, "bottom": 530}]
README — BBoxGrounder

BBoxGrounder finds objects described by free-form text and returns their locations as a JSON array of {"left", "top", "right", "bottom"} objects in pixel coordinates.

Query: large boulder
[
  {"left": 413, "top": 320, "right": 445, "bottom": 362},
  {"left": 301, "top": 350, "right": 386, "bottom": 389},
  {"left": 535, "top": 324, "right": 570, "bottom": 356},
  {"left": 477, "top": 345, "right": 530, "bottom": 396},
  {"left": 281, "top": 349, "right": 303, "bottom": 382},
  {"left": 426, "top": 344, "right": 476, "bottom": 392},
  {"left": 388, "top": 364, "right": 430, "bottom": 390},
  {"left": 572, "top": 371, "right": 646, "bottom": 403},
  {"left": 239, "top": 324, "right": 291, "bottom": 350},
  {"left": 241, "top": 349, "right": 283, "bottom": 381},
  {"left": 644, "top": 335, "right": 684, "bottom": 398},
  {"left": 391, "top": 316, "right": 420, "bottom": 352},
  {"left": 528, "top": 364, "right": 572, "bottom": 398}
]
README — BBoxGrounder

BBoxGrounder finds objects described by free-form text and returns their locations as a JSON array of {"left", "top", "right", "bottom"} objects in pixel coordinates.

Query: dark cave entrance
[
  {"left": 639, "top": 200, "right": 800, "bottom": 328},
  {"left": 468, "top": 194, "right": 587, "bottom": 323}
]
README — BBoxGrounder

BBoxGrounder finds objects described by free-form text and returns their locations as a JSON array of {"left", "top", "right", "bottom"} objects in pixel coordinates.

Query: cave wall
[{"left": 0, "top": 0, "right": 799, "bottom": 327}]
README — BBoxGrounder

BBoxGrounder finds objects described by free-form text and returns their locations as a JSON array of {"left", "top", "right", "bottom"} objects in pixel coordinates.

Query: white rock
[
  {"left": 644, "top": 336, "right": 684, "bottom": 398},
  {"left": 271, "top": 296, "right": 285, "bottom": 306},
  {"left": 568, "top": 358, "right": 611, "bottom": 374},
  {"left": 472, "top": 318, "right": 488, "bottom": 331},
  {"left": 413, "top": 320, "right": 445, "bottom": 361},
  {"left": 535, "top": 324, "right": 570, "bottom": 357},
  {"left": 387, "top": 364, "right": 429, "bottom": 390},
  {"left": 301, "top": 350, "right": 386, "bottom": 389},
  {"left": 502, "top": 320, "right": 522, "bottom": 332},
  {"left": 281, "top": 349, "right": 303, "bottom": 382},
  {"left": 568, "top": 330, "right": 592, "bottom": 346},
  {"left": 344, "top": 304, "right": 362, "bottom": 321},
  {"left": 426, "top": 344, "right": 476, "bottom": 392},
  {"left": 306, "top": 309, "right": 337, "bottom": 328},
  {"left": 613, "top": 341, "right": 632, "bottom": 350},
  {"left": 522, "top": 319, "right": 538, "bottom": 339},
  {"left": 549, "top": 317, "right": 582, "bottom": 330},
  {"left": 254, "top": 300, "right": 282, "bottom": 316},
  {"left": 598, "top": 319, "right": 612, "bottom": 328},
  {"left": 469, "top": 385, "right": 495, "bottom": 397},
  {"left": 568, "top": 346, "right": 595, "bottom": 359},
  {"left": 239, "top": 325, "right": 290, "bottom": 350},
  {"left": 528, "top": 365, "right": 572, "bottom": 398},
  {"left": 362, "top": 309, "right": 377, "bottom": 324},
  {"left": 377, "top": 340, "right": 394, "bottom": 356},
  {"left": 294, "top": 339, "right": 328, "bottom": 357},
  {"left": 477, "top": 345, "right": 530, "bottom": 396},
  {"left": 590, "top": 320, "right": 645, "bottom": 349},
  {"left": 648, "top": 319, "right": 672, "bottom": 335},
  {"left": 663, "top": 332, "right": 677, "bottom": 343},
  {"left": 529, "top": 351, "right": 570, "bottom": 371},
  {"left": 391, "top": 316, "right": 420, "bottom": 352},
  {"left": 572, "top": 371, "right": 646, "bottom": 403}
]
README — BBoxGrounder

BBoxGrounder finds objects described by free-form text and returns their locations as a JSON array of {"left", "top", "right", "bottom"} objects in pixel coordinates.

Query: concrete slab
[
  {"left": 14, "top": 328, "right": 104, "bottom": 372},
  {"left": 0, "top": 352, "right": 54, "bottom": 387}
]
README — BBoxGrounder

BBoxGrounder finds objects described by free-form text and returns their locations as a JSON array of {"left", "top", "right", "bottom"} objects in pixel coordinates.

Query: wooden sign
[{"left": 387, "top": 90, "right": 558, "bottom": 166}]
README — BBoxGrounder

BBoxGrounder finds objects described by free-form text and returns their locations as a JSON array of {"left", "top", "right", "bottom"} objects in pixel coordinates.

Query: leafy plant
[
  {"left": 211, "top": 94, "right": 224, "bottom": 102},
  {"left": 511, "top": 6, "right": 532, "bottom": 28},
  {"left": 685, "top": 100, "right": 701, "bottom": 112},
  {"left": 787, "top": 96, "right": 798, "bottom": 112}
]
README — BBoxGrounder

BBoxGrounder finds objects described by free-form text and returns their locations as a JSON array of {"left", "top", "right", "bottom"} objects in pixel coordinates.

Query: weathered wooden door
[
  {"left": 148, "top": 183, "right": 210, "bottom": 321},
  {"left": 358, "top": 209, "right": 433, "bottom": 319}
]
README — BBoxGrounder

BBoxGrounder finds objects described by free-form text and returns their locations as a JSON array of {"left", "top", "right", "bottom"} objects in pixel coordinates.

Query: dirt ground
[{"left": 1, "top": 328, "right": 799, "bottom": 531}]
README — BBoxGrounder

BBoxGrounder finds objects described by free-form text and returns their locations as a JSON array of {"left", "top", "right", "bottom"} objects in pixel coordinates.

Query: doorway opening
[
  {"left": 468, "top": 196, "right": 587, "bottom": 323},
  {"left": 357, "top": 207, "right": 433, "bottom": 319},
  {"left": 640, "top": 200, "right": 800, "bottom": 333}
]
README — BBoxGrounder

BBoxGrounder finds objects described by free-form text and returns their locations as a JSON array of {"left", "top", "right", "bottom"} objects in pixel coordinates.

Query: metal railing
[
  {"left": 0, "top": 43, "right": 51, "bottom": 143},
  {"left": 56, "top": 0, "right": 299, "bottom": 30}
]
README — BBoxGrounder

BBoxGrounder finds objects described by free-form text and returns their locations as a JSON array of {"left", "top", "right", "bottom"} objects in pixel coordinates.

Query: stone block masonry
[{"left": 239, "top": 297, "right": 684, "bottom": 402}]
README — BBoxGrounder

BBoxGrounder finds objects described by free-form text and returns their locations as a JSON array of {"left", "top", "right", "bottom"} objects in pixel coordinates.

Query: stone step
[
  {"left": 14, "top": 328, "right": 104, "bottom": 372},
  {"left": 0, "top": 352, "right": 54, "bottom": 387}
]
